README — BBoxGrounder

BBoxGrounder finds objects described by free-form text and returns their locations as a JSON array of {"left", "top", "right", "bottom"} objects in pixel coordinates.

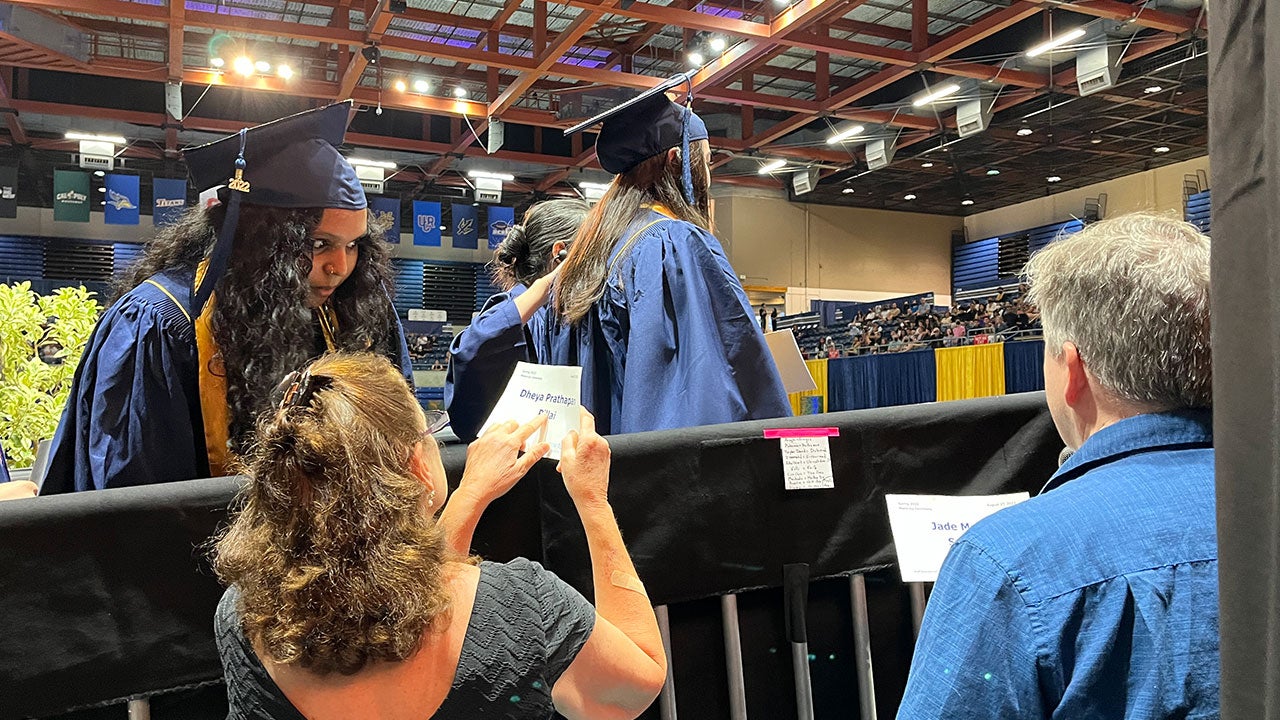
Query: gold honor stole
[{"left": 190, "top": 262, "right": 341, "bottom": 477}]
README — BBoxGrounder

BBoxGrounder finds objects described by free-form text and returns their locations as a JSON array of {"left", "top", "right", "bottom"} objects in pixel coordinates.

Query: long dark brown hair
[
  {"left": 213, "top": 352, "right": 454, "bottom": 676},
  {"left": 119, "top": 203, "right": 398, "bottom": 454},
  {"left": 553, "top": 141, "right": 711, "bottom": 324}
]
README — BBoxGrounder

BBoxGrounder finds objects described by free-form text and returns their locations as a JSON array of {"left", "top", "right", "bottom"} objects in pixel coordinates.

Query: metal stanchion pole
[
  {"left": 849, "top": 574, "right": 877, "bottom": 720},
  {"left": 721, "top": 593, "right": 749, "bottom": 720},
  {"left": 126, "top": 699, "right": 150, "bottom": 720},
  {"left": 656, "top": 604, "right": 678, "bottom": 720},
  {"left": 908, "top": 582, "right": 928, "bottom": 638},
  {"left": 784, "top": 563, "right": 815, "bottom": 720}
]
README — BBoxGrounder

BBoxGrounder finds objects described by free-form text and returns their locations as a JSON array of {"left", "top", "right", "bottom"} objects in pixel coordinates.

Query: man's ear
[{"left": 1061, "top": 341, "right": 1089, "bottom": 405}]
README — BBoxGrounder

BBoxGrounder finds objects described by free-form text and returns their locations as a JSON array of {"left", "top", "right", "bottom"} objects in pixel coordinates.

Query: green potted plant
[{"left": 0, "top": 282, "right": 101, "bottom": 469}]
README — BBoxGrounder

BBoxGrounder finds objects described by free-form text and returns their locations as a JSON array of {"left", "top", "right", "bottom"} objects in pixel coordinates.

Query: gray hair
[{"left": 1024, "top": 211, "right": 1211, "bottom": 410}]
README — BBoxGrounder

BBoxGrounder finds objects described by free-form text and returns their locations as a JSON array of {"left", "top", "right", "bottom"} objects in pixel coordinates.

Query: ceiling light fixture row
[
  {"left": 210, "top": 55, "right": 293, "bottom": 80},
  {"left": 689, "top": 31, "right": 732, "bottom": 67},
  {"left": 390, "top": 77, "right": 469, "bottom": 99}
]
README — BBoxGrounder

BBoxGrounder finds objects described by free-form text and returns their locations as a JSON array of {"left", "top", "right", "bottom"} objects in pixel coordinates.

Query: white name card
[
  {"left": 884, "top": 493, "right": 1030, "bottom": 582},
  {"left": 478, "top": 361, "right": 581, "bottom": 460}
]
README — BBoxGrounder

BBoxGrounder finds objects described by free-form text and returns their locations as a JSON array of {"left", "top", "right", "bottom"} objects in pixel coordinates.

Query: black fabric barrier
[{"left": 0, "top": 392, "right": 1061, "bottom": 719}]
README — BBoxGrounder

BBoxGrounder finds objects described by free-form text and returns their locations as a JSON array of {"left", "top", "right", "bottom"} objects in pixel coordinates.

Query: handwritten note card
[
  {"left": 884, "top": 493, "right": 1030, "bottom": 582},
  {"left": 479, "top": 361, "right": 581, "bottom": 460},
  {"left": 780, "top": 436, "right": 835, "bottom": 490}
]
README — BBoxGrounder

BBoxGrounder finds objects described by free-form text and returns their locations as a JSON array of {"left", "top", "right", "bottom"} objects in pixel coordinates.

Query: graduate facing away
[
  {"left": 449, "top": 77, "right": 791, "bottom": 436},
  {"left": 42, "top": 102, "right": 411, "bottom": 493}
]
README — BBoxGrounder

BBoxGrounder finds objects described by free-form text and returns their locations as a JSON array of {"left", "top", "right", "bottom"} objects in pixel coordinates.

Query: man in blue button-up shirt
[{"left": 898, "top": 213, "right": 1216, "bottom": 719}]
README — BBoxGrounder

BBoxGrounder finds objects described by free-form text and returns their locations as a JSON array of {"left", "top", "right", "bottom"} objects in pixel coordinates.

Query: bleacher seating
[{"left": 1185, "top": 188, "right": 1211, "bottom": 234}]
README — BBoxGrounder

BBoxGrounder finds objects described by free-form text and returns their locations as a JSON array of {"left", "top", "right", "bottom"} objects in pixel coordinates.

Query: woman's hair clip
[{"left": 276, "top": 368, "right": 333, "bottom": 410}]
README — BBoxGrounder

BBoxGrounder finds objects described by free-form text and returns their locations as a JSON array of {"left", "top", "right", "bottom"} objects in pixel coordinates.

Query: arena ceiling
[{"left": 0, "top": 0, "right": 1207, "bottom": 215}]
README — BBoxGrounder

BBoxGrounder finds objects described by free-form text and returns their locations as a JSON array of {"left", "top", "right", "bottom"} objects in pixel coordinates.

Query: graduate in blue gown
[
  {"left": 450, "top": 78, "right": 790, "bottom": 436},
  {"left": 42, "top": 102, "right": 411, "bottom": 493},
  {"left": 446, "top": 199, "right": 589, "bottom": 441}
]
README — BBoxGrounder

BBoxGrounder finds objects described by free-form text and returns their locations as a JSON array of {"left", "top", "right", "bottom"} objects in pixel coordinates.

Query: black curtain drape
[{"left": 1211, "top": 2, "right": 1280, "bottom": 718}]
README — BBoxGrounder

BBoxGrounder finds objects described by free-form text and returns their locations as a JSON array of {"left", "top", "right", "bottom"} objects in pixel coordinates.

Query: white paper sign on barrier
[
  {"left": 884, "top": 493, "right": 1030, "bottom": 582},
  {"left": 479, "top": 361, "right": 581, "bottom": 460}
]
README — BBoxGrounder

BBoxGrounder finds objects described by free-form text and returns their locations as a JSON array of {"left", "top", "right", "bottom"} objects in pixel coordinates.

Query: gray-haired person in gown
[{"left": 212, "top": 352, "right": 666, "bottom": 719}]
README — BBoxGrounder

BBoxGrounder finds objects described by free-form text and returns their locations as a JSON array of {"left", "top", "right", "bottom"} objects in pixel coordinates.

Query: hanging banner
[
  {"left": 369, "top": 195, "right": 401, "bottom": 243},
  {"left": 53, "top": 170, "right": 90, "bottom": 223},
  {"left": 412, "top": 201, "right": 442, "bottom": 246},
  {"left": 0, "top": 164, "right": 16, "bottom": 219},
  {"left": 452, "top": 203, "right": 478, "bottom": 249},
  {"left": 487, "top": 205, "right": 515, "bottom": 250},
  {"left": 152, "top": 178, "right": 187, "bottom": 227},
  {"left": 104, "top": 174, "right": 140, "bottom": 225}
]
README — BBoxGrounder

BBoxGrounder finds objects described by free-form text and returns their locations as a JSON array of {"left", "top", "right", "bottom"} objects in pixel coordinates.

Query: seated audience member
[
  {"left": 897, "top": 212, "right": 1215, "bottom": 718},
  {"left": 213, "top": 352, "right": 666, "bottom": 720}
]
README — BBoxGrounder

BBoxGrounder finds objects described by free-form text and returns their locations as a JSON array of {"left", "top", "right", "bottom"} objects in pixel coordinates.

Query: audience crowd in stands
[{"left": 805, "top": 289, "right": 1042, "bottom": 359}]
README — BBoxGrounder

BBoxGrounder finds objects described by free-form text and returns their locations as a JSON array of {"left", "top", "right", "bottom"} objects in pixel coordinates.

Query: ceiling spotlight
[
  {"left": 961, "top": 198, "right": 975, "bottom": 206},
  {"left": 688, "top": 52, "right": 705, "bottom": 66},
  {"left": 210, "top": 57, "right": 225, "bottom": 69},
  {"left": 453, "top": 87, "right": 468, "bottom": 98},
  {"left": 912, "top": 82, "right": 961, "bottom": 108},
  {"left": 393, "top": 79, "right": 407, "bottom": 92},
  {"left": 921, "top": 162, "right": 934, "bottom": 168},
  {"left": 413, "top": 79, "right": 430, "bottom": 93},
  {"left": 1024, "top": 27, "right": 1088, "bottom": 58},
  {"left": 233, "top": 56, "right": 254, "bottom": 76},
  {"left": 1047, "top": 175, "right": 1062, "bottom": 183},
  {"left": 903, "top": 193, "right": 917, "bottom": 201},
  {"left": 757, "top": 158, "right": 787, "bottom": 175},
  {"left": 276, "top": 64, "right": 293, "bottom": 79},
  {"left": 254, "top": 60, "right": 271, "bottom": 73},
  {"left": 826, "top": 124, "right": 865, "bottom": 144},
  {"left": 1016, "top": 127, "right": 1033, "bottom": 137},
  {"left": 986, "top": 168, "right": 1000, "bottom": 176},
  {"left": 1154, "top": 145, "right": 1171, "bottom": 153},
  {"left": 710, "top": 37, "right": 726, "bottom": 53},
  {"left": 842, "top": 188, "right": 855, "bottom": 194},
  {"left": 1144, "top": 85, "right": 1164, "bottom": 94}
]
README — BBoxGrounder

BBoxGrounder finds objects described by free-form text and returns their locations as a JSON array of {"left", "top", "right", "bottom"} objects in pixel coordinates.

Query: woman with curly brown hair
[
  {"left": 213, "top": 352, "right": 667, "bottom": 719},
  {"left": 42, "top": 102, "right": 411, "bottom": 493}
]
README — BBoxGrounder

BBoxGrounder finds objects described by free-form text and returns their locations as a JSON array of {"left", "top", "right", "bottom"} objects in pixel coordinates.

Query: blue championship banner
[
  {"left": 451, "top": 203, "right": 478, "bottom": 249},
  {"left": 104, "top": 174, "right": 140, "bottom": 225},
  {"left": 412, "top": 201, "right": 442, "bottom": 246},
  {"left": 152, "top": 178, "right": 187, "bottom": 227},
  {"left": 487, "top": 205, "right": 514, "bottom": 250}
]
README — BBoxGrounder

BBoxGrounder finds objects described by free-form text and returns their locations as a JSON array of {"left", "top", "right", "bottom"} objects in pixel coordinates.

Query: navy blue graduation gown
[
  {"left": 41, "top": 270, "right": 413, "bottom": 493},
  {"left": 446, "top": 210, "right": 791, "bottom": 437}
]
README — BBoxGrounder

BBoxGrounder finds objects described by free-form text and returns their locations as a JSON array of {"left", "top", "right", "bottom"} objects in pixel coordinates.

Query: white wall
[{"left": 964, "top": 155, "right": 1210, "bottom": 240}]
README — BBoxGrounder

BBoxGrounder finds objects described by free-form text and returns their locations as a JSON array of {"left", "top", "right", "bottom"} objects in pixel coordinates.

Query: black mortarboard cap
[
  {"left": 184, "top": 101, "right": 365, "bottom": 210},
  {"left": 182, "top": 101, "right": 365, "bottom": 313},
  {"left": 565, "top": 71, "right": 709, "bottom": 203}
]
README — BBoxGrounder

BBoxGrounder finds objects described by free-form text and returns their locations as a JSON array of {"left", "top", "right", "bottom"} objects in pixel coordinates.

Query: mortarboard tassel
[
  {"left": 193, "top": 129, "right": 251, "bottom": 313},
  {"left": 680, "top": 96, "right": 695, "bottom": 205}
]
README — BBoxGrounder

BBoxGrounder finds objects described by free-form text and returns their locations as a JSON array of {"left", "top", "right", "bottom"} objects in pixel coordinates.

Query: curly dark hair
[
  {"left": 490, "top": 198, "right": 589, "bottom": 290},
  {"left": 213, "top": 352, "right": 453, "bottom": 675},
  {"left": 120, "top": 203, "right": 399, "bottom": 453}
]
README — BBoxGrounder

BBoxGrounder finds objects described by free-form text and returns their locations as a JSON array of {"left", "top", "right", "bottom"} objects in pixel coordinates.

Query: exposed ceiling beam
[
  {"left": 0, "top": 68, "right": 27, "bottom": 145},
  {"left": 167, "top": 0, "right": 183, "bottom": 82},
  {"left": 1023, "top": 0, "right": 1198, "bottom": 34},
  {"left": 336, "top": 0, "right": 394, "bottom": 100},
  {"left": 491, "top": 2, "right": 614, "bottom": 117},
  {"left": 536, "top": 146, "right": 600, "bottom": 191},
  {"left": 561, "top": 0, "right": 770, "bottom": 37}
]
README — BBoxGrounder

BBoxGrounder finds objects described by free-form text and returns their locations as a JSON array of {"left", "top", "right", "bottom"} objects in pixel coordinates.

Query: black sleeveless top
[{"left": 215, "top": 558, "right": 596, "bottom": 719}]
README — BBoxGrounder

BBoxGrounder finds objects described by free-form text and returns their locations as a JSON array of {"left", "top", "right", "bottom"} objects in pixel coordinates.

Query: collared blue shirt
[{"left": 897, "top": 410, "right": 1218, "bottom": 719}]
